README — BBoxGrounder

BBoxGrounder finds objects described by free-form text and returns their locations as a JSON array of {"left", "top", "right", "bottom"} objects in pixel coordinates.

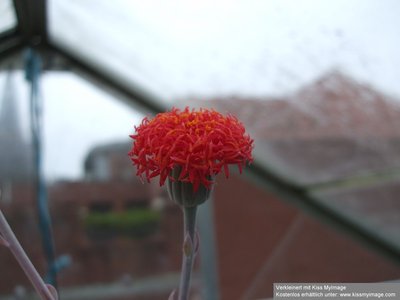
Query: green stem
[{"left": 178, "top": 206, "right": 197, "bottom": 300}]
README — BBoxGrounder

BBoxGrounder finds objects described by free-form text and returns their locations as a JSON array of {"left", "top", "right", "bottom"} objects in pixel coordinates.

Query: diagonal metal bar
[
  {"left": 245, "top": 150, "right": 400, "bottom": 264},
  {"left": 306, "top": 167, "right": 400, "bottom": 194},
  {"left": 0, "top": 33, "right": 23, "bottom": 62},
  {"left": 0, "top": 29, "right": 18, "bottom": 44},
  {"left": 46, "top": 43, "right": 167, "bottom": 114}
]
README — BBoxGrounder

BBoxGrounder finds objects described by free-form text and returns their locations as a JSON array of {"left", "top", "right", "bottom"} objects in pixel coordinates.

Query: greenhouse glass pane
[
  {"left": 312, "top": 181, "right": 400, "bottom": 251},
  {"left": 197, "top": 74, "right": 400, "bottom": 185},
  {"left": 0, "top": 71, "right": 32, "bottom": 183},
  {"left": 48, "top": 0, "right": 400, "bottom": 186},
  {"left": 0, "top": 0, "right": 16, "bottom": 33},
  {"left": 41, "top": 72, "right": 144, "bottom": 180},
  {"left": 48, "top": 0, "right": 400, "bottom": 102},
  {"left": 39, "top": 73, "right": 184, "bottom": 299},
  {"left": 0, "top": 70, "right": 190, "bottom": 299}
]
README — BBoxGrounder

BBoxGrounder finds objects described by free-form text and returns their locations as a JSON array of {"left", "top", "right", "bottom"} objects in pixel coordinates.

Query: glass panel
[
  {"left": 0, "top": 1, "right": 396, "bottom": 299},
  {"left": 0, "top": 70, "right": 31, "bottom": 183},
  {"left": 1, "top": 70, "right": 187, "bottom": 299},
  {"left": 41, "top": 72, "right": 143, "bottom": 179},
  {"left": 313, "top": 181, "right": 400, "bottom": 251},
  {"left": 204, "top": 72, "right": 400, "bottom": 185},
  {"left": 213, "top": 176, "right": 400, "bottom": 299},
  {"left": 48, "top": 0, "right": 400, "bottom": 187},
  {"left": 0, "top": 0, "right": 17, "bottom": 33},
  {"left": 0, "top": 70, "right": 38, "bottom": 296},
  {"left": 49, "top": 0, "right": 400, "bottom": 101}
]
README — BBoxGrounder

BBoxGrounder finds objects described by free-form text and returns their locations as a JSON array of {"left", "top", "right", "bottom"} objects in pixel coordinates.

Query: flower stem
[
  {"left": 0, "top": 210, "right": 55, "bottom": 300},
  {"left": 178, "top": 205, "right": 198, "bottom": 300}
]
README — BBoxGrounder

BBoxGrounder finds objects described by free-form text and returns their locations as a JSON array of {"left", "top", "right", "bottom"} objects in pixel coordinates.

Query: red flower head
[{"left": 128, "top": 107, "right": 254, "bottom": 192}]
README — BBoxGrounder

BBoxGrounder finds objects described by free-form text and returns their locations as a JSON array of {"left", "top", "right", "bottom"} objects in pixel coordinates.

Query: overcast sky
[{"left": 1, "top": 0, "right": 400, "bottom": 180}]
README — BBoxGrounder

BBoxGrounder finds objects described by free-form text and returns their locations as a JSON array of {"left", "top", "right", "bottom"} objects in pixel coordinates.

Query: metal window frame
[{"left": 0, "top": 0, "right": 399, "bottom": 266}]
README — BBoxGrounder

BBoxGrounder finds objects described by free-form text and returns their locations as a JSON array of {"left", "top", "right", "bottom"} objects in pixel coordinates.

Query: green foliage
[{"left": 84, "top": 209, "right": 161, "bottom": 239}]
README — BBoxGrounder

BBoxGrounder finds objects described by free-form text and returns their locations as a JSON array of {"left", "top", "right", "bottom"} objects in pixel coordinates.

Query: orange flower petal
[{"left": 128, "top": 107, "right": 253, "bottom": 191}]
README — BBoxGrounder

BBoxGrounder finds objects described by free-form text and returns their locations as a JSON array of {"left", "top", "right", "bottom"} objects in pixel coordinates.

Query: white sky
[
  {"left": 1, "top": 0, "right": 400, "bottom": 180},
  {"left": 41, "top": 73, "right": 143, "bottom": 180},
  {"left": 0, "top": 72, "right": 143, "bottom": 180},
  {"left": 0, "top": 0, "right": 16, "bottom": 32}
]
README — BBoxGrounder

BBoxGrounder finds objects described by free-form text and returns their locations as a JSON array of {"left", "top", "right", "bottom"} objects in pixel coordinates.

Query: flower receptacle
[{"left": 167, "top": 167, "right": 213, "bottom": 207}]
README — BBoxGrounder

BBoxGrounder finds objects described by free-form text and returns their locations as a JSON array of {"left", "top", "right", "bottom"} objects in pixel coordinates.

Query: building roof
[
  {"left": 181, "top": 72, "right": 400, "bottom": 185},
  {"left": 205, "top": 72, "right": 400, "bottom": 139}
]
